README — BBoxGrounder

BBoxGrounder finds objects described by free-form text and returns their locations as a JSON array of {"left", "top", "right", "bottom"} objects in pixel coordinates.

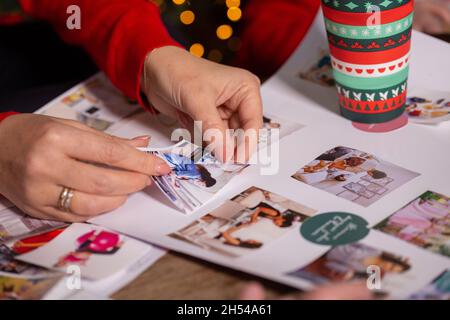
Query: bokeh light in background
[
  {"left": 216, "top": 24, "right": 233, "bottom": 40},
  {"left": 226, "top": 0, "right": 240, "bottom": 7},
  {"left": 152, "top": 0, "right": 244, "bottom": 65},
  {"left": 227, "top": 7, "right": 242, "bottom": 22},
  {"left": 180, "top": 10, "right": 195, "bottom": 25},
  {"left": 189, "top": 43, "right": 205, "bottom": 57}
]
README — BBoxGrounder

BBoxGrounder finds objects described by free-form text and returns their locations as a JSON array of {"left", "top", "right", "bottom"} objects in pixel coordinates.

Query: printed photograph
[
  {"left": 298, "top": 49, "right": 335, "bottom": 87},
  {"left": 291, "top": 146, "right": 420, "bottom": 207},
  {"left": 0, "top": 275, "right": 61, "bottom": 300},
  {"left": 151, "top": 140, "right": 247, "bottom": 213},
  {"left": 406, "top": 89, "right": 450, "bottom": 124},
  {"left": 0, "top": 206, "right": 65, "bottom": 243},
  {"left": 375, "top": 191, "right": 450, "bottom": 258},
  {"left": 260, "top": 113, "right": 304, "bottom": 147},
  {"left": 170, "top": 186, "right": 316, "bottom": 257},
  {"left": 262, "top": 113, "right": 303, "bottom": 136},
  {"left": 16, "top": 224, "right": 151, "bottom": 280},
  {"left": 287, "top": 243, "right": 411, "bottom": 286},
  {"left": 410, "top": 270, "right": 450, "bottom": 300},
  {"left": 2, "top": 227, "right": 67, "bottom": 257}
]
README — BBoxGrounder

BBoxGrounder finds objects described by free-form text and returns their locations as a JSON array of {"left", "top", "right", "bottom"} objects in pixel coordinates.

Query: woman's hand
[
  {"left": 0, "top": 114, "right": 171, "bottom": 222},
  {"left": 141, "top": 46, "right": 264, "bottom": 162},
  {"left": 414, "top": 0, "right": 450, "bottom": 34},
  {"left": 239, "top": 282, "right": 373, "bottom": 300}
]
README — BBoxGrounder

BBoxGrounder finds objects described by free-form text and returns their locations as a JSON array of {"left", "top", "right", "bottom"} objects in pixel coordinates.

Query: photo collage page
[{"left": 165, "top": 140, "right": 449, "bottom": 299}]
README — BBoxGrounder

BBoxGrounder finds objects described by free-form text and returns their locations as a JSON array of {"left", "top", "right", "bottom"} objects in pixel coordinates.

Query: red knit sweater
[{"left": 0, "top": 0, "right": 319, "bottom": 122}]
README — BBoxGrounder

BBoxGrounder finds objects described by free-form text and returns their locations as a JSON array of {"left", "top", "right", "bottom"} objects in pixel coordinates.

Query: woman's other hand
[{"left": 0, "top": 114, "right": 171, "bottom": 222}]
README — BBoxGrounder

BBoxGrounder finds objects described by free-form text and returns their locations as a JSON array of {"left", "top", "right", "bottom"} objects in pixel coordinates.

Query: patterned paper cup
[{"left": 322, "top": 0, "right": 414, "bottom": 123}]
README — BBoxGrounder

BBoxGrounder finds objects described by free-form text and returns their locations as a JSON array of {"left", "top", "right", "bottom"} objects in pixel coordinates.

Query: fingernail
[
  {"left": 133, "top": 135, "right": 151, "bottom": 141},
  {"left": 156, "top": 159, "right": 171, "bottom": 175}
]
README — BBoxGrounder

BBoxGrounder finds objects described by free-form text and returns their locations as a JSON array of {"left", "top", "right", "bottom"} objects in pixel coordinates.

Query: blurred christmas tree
[{"left": 151, "top": 0, "right": 244, "bottom": 65}]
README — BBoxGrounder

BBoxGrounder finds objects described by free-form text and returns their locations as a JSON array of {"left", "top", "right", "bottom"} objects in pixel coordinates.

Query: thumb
[
  {"left": 194, "top": 107, "right": 235, "bottom": 163},
  {"left": 124, "top": 135, "right": 151, "bottom": 148}
]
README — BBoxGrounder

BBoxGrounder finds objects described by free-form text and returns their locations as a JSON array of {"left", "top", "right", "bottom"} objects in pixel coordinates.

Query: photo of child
[
  {"left": 287, "top": 243, "right": 411, "bottom": 286},
  {"left": 291, "top": 146, "right": 420, "bottom": 207},
  {"left": 54, "top": 230, "right": 123, "bottom": 268},
  {"left": 410, "top": 270, "right": 450, "bottom": 300},
  {"left": 170, "top": 187, "right": 316, "bottom": 257},
  {"left": 298, "top": 50, "right": 335, "bottom": 87},
  {"left": 375, "top": 191, "right": 450, "bottom": 258}
]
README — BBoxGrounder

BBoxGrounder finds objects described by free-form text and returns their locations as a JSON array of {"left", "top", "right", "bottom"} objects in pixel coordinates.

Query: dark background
[{"left": 0, "top": 22, "right": 97, "bottom": 113}]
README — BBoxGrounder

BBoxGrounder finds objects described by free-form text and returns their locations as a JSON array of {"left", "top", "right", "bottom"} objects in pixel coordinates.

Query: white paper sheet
[{"left": 89, "top": 14, "right": 450, "bottom": 298}]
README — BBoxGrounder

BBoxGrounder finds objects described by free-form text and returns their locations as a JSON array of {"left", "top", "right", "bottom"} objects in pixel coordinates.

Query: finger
[
  {"left": 45, "top": 185, "right": 128, "bottom": 218},
  {"left": 429, "top": 4, "right": 450, "bottom": 25},
  {"left": 62, "top": 128, "right": 171, "bottom": 176},
  {"left": 54, "top": 118, "right": 109, "bottom": 136},
  {"left": 26, "top": 205, "right": 89, "bottom": 223},
  {"left": 228, "top": 113, "right": 259, "bottom": 164},
  {"left": 239, "top": 282, "right": 266, "bottom": 300},
  {"left": 237, "top": 91, "right": 264, "bottom": 133},
  {"left": 124, "top": 136, "right": 151, "bottom": 148},
  {"left": 68, "top": 191, "right": 128, "bottom": 217},
  {"left": 301, "top": 282, "right": 373, "bottom": 300},
  {"left": 191, "top": 104, "right": 235, "bottom": 163},
  {"left": 57, "top": 159, "right": 152, "bottom": 196},
  {"left": 226, "top": 84, "right": 263, "bottom": 163}
]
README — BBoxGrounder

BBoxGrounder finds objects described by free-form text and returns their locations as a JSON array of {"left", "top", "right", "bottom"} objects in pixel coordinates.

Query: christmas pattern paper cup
[{"left": 321, "top": 0, "right": 414, "bottom": 123}]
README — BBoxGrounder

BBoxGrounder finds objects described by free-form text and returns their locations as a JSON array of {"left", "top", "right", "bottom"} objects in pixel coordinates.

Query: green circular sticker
[{"left": 301, "top": 212, "right": 370, "bottom": 246}]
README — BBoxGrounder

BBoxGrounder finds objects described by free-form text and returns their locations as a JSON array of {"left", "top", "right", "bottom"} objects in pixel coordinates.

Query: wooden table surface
[{"left": 113, "top": 252, "right": 297, "bottom": 300}]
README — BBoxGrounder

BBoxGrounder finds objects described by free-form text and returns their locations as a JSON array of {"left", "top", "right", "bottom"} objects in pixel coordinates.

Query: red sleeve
[
  {"left": 19, "top": 0, "right": 182, "bottom": 106},
  {"left": 0, "top": 112, "right": 19, "bottom": 122},
  {"left": 234, "top": 0, "right": 320, "bottom": 80}
]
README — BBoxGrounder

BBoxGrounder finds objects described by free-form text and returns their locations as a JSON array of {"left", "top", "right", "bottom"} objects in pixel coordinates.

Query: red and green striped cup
[{"left": 321, "top": 0, "right": 414, "bottom": 123}]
